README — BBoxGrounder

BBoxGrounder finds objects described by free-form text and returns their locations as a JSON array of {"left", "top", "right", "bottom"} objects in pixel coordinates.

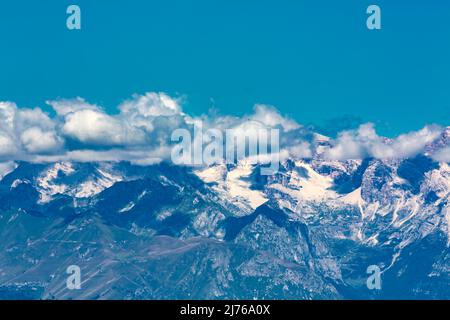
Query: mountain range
[{"left": 0, "top": 128, "right": 449, "bottom": 299}]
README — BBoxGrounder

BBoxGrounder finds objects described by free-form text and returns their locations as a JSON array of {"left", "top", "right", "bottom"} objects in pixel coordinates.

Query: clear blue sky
[{"left": 0, "top": 0, "right": 449, "bottom": 136}]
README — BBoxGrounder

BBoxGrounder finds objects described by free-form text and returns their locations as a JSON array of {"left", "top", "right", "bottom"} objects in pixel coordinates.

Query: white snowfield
[{"left": 35, "top": 162, "right": 123, "bottom": 203}]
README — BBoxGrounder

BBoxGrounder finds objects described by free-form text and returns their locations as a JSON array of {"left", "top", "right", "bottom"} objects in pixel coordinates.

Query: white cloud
[
  {"left": 47, "top": 97, "right": 101, "bottom": 116},
  {"left": 0, "top": 102, "right": 64, "bottom": 157},
  {"left": 15, "top": 107, "right": 55, "bottom": 131},
  {"left": 0, "top": 102, "right": 16, "bottom": 130},
  {"left": 325, "top": 123, "right": 443, "bottom": 160},
  {"left": 119, "top": 92, "right": 184, "bottom": 133},
  {"left": 326, "top": 131, "right": 365, "bottom": 160},
  {"left": 250, "top": 104, "right": 300, "bottom": 132},
  {"left": 0, "top": 93, "right": 447, "bottom": 165},
  {"left": 386, "top": 126, "right": 442, "bottom": 158},
  {"left": 0, "top": 134, "right": 17, "bottom": 157},
  {"left": 119, "top": 92, "right": 182, "bottom": 117},
  {"left": 62, "top": 109, "right": 146, "bottom": 146},
  {"left": 433, "top": 147, "right": 450, "bottom": 163},
  {"left": 287, "top": 142, "right": 313, "bottom": 159},
  {"left": 20, "top": 127, "right": 63, "bottom": 154},
  {"left": 30, "top": 147, "right": 171, "bottom": 165}
]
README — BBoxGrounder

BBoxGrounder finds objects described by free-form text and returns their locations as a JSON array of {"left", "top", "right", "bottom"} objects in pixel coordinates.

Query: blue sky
[{"left": 0, "top": 0, "right": 449, "bottom": 136}]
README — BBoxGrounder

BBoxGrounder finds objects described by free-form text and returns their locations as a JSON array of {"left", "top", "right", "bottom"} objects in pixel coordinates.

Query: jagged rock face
[
  {"left": 427, "top": 127, "right": 450, "bottom": 153},
  {"left": 0, "top": 140, "right": 449, "bottom": 299}
]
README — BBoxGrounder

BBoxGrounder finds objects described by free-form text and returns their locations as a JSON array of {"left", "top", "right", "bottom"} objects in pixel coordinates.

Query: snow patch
[
  {"left": 339, "top": 187, "right": 364, "bottom": 206},
  {"left": 11, "top": 179, "right": 30, "bottom": 189},
  {"left": 37, "top": 162, "right": 75, "bottom": 203},
  {"left": 195, "top": 161, "right": 268, "bottom": 211},
  {"left": 0, "top": 162, "right": 17, "bottom": 181},
  {"left": 270, "top": 162, "right": 336, "bottom": 203},
  {"left": 119, "top": 202, "right": 135, "bottom": 213},
  {"left": 444, "top": 206, "right": 450, "bottom": 246},
  {"left": 226, "top": 161, "right": 268, "bottom": 209}
]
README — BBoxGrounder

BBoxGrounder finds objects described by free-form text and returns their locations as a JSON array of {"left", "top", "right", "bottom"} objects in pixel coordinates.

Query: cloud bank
[
  {"left": 325, "top": 123, "right": 444, "bottom": 161},
  {"left": 0, "top": 92, "right": 448, "bottom": 165}
]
